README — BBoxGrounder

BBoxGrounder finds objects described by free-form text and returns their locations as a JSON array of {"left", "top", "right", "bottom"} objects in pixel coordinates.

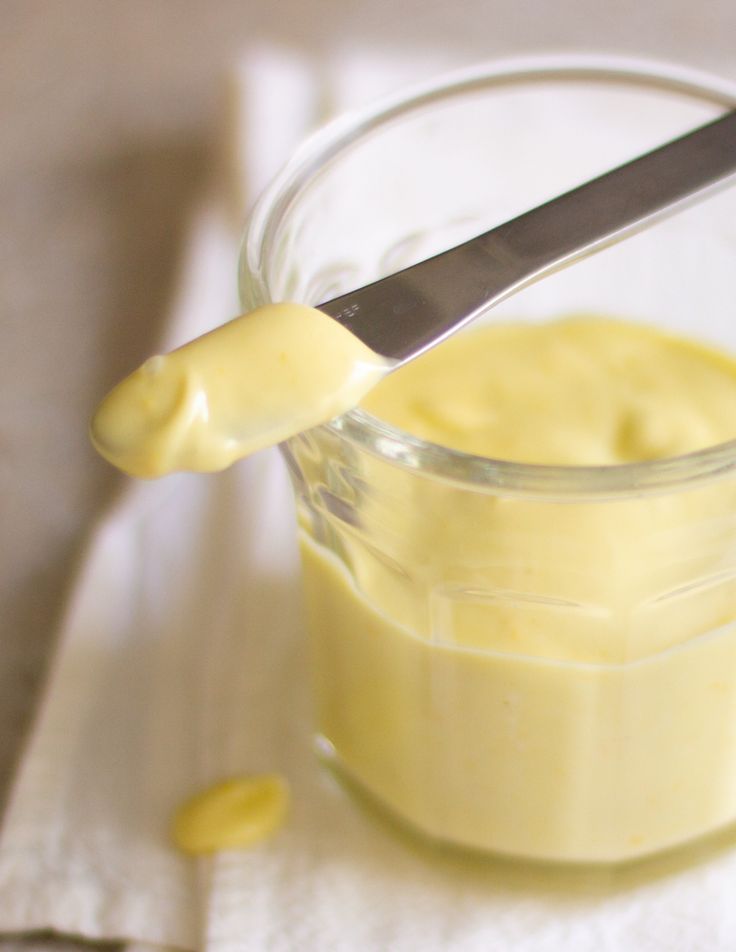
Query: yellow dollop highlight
[
  {"left": 171, "top": 775, "right": 289, "bottom": 855},
  {"left": 297, "top": 316, "right": 736, "bottom": 863},
  {"left": 362, "top": 316, "right": 736, "bottom": 464},
  {"left": 90, "top": 302, "right": 388, "bottom": 478}
]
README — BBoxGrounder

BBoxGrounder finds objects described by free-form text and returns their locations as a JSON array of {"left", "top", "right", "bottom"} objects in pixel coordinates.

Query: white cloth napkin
[{"left": 4, "top": 45, "right": 736, "bottom": 952}]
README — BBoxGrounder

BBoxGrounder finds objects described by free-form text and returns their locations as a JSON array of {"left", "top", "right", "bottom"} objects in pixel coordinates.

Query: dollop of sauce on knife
[{"left": 90, "top": 302, "right": 389, "bottom": 478}]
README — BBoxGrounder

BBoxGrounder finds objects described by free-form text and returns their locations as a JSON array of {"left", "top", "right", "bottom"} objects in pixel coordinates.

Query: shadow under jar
[{"left": 240, "top": 56, "right": 736, "bottom": 864}]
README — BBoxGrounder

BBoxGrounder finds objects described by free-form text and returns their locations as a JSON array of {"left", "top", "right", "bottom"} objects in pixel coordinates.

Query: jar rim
[{"left": 239, "top": 53, "right": 736, "bottom": 498}]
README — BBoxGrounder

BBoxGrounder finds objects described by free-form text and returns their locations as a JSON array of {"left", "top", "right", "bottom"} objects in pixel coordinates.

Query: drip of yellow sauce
[
  {"left": 90, "top": 302, "right": 388, "bottom": 478},
  {"left": 172, "top": 775, "right": 290, "bottom": 854}
]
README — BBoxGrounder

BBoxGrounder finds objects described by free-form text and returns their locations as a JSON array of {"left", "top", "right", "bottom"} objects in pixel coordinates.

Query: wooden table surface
[{"left": 2, "top": 2, "right": 734, "bottom": 949}]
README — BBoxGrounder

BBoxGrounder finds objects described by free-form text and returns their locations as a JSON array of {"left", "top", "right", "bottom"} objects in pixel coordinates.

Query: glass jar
[{"left": 239, "top": 57, "right": 736, "bottom": 864}]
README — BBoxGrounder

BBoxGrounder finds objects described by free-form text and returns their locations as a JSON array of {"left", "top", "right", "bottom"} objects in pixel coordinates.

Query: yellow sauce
[
  {"left": 172, "top": 775, "right": 289, "bottom": 854},
  {"left": 90, "top": 303, "right": 388, "bottom": 478},
  {"left": 91, "top": 304, "right": 736, "bottom": 862},
  {"left": 362, "top": 316, "right": 736, "bottom": 465},
  {"left": 299, "top": 316, "right": 736, "bottom": 862}
]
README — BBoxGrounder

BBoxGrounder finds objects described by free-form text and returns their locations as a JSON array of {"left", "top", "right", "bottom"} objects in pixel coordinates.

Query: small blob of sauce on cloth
[
  {"left": 172, "top": 775, "right": 290, "bottom": 854},
  {"left": 90, "top": 303, "right": 389, "bottom": 478}
]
